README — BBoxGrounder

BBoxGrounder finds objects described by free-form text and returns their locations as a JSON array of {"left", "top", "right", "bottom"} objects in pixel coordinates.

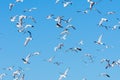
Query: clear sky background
[{"left": 0, "top": 0, "right": 120, "bottom": 80}]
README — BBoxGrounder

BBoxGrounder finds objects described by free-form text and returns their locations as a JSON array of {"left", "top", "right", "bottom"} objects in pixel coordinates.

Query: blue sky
[{"left": 0, "top": 0, "right": 120, "bottom": 80}]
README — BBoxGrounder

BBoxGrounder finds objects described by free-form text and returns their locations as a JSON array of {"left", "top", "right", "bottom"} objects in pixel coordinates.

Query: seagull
[
  {"left": 62, "top": 1, "right": 72, "bottom": 7},
  {"left": 56, "top": 0, "right": 60, "bottom": 4},
  {"left": 12, "top": 70, "right": 21, "bottom": 78},
  {"left": 16, "top": 0, "right": 23, "bottom": 3},
  {"left": 23, "top": 8, "right": 37, "bottom": 12},
  {"left": 98, "top": 18, "right": 108, "bottom": 27},
  {"left": 100, "top": 73, "right": 110, "bottom": 78},
  {"left": 3, "top": 66, "right": 14, "bottom": 71},
  {"left": 28, "top": 16, "right": 37, "bottom": 23},
  {"left": 46, "top": 14, "right": 54, "bottom": 19},
  {"left": 94, "top": 34, "right": 105, "bottom": 45},
  {"left": 55, "top": 16, "right": 64, "bottom": 28},
  {"left": 54, "top": 62, "right": 63, "bottom": 66},
  {"left": 87, "top": 0, "right": 96, "bottom": 10},
  {"left": 100, "top": 59, "right": 111, "bottom": 69},
  {"left": 64, "top": 18, "right": 72, "bottom": 23},
  {"left": 84, "top": 53, "right": 94, "bottom": 62},
  {"left": 111, "top": 25, "right": 120, "bottom": 30},
  {"left": 9, "top": 3, "right": 14, "bottom": 11},
  {"left": 107, "top": 11, "right": 115, "bottom": 15},
  {"left": 22, "top": 54, "right": 32, "bottom": 64},
  {"left": 66, "top": 47, "right": 82, "bottom": 53},
  {"left": 10, "top": 15, "right": 18, "bottom": 22},
  {"left": 79, "top": 40, "right": 84, "bottom": 45},
  {"left": 65, "top": 24, "right": 76, "bottom": 30},
  {"left": 19, "top": 74, "right": 25, "bottom": 80},
  {"left": 0, "top": 73, "right": 6, "bottom": 80},
  {"left": 32, "top": 52, "right": 40, "bottom": 55},
  {"left": 77, "top": 10, "right": 89, "bottom": 14},
  {"left": 58, "top": 68, "right": 70, "bottom": 80},
  {"left": 24, "top": 31, "right": 32, "bottom": 46},
  {"left": 54, "top": 43, "right": 64, "bottom": 52},
  {"left": 47, "top": 56, "right": 55, "bottom": 63},
  {"left": 18, "top": 25, "right": 34, "bottom": 32}
]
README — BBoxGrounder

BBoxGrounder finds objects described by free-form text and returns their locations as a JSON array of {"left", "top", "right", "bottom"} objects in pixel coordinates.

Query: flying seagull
[
  {"left": 58, "top": 68, "right": 70, "bottom": 80},
  {"left": 9, "top": 3, "right": 14, "bottom": 11},
  {"left": 94, "top": 34, "right": 105, "bottom": 45},
  {"left": 54, "top": 43, "right": 64, "bottom": 52},
  {"left": 22, "top": 54, "right": 32, "bottom": 64}
]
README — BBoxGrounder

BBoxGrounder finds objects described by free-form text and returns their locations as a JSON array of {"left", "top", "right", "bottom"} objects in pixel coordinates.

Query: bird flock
[{"left": 0, "top": 0, "right": 120, "bottom": 80}]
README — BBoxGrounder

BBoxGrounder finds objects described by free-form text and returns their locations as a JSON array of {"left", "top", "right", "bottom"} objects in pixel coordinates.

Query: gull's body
[
  {"left": 9, "top": 3, "right": 14, "bottom": 11},
  {"left": 94, "top": 34, "right": 104, "bottom": 45},
  {"left": 100, "top": 73, "right": 110, "bottom": 78},
  {"left": 32, "top": 52, "right": 40, "bottom": 55},
  {"left": 66, "top": 24, "right": 76, "bottom": 30},
  {"left": 84, "top": 53, "right": 93, "bottom": 62},
  {"left": 66, "top": 47, "right": 82, "bottom": 53},
  {"left": 98, "top": 18, "right": 108, "bottom": 26},
  {"left": 24, "top": 36, "right": 32, "bottom": 46},
  {"left": 112, "top": 25, "right": 120, "bottom": 30},
  {"left": 29, "top": 16, "right": 36, "bottom": 23},
  {"left": 48, "top": 56, "right": 55, "bottom": 62},
  {"left": 12, "top": 70, "right": 21, "bottom": 78},
  {"left": 10, "top": 15, "right": 18, "bottom": 22},
  {"left": 46, "top": 14, "right": 54, "bottom": 19},
  {"left": 22, "top": 54, "right": 31, "bottom": 64},
  {"left": 56, "top": 0, "right": 60, "bottom": 4},
  {"left": 54, "top": 43, "right": 64, "bottom": 52},
  {"left": 16, "top": 0, "right": 23, "bottom": 2},
  {"left": 23, "top": 8, "right": 37, "bottom": 12},
  {"left": 3, "top": 66, "right": 14, "bottom": 71},
  {"left": 107, "top": 11, "right": 115, "bottom": 15},
  {"left": 63, "top": 1, "right": 72, "bottom": 7},
  {"left": 58, "top": 68, "right": 70, "bottom": 80},
  {"left": 0, "top": 73, "right": 6, "bottom": 80}
]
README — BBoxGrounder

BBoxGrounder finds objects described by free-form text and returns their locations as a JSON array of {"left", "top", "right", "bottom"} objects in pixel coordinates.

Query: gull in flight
[
  {"left": 66, "top": 47, "right": 82, "bottom": 53},
  {"left": 19, "top": 74, "right": 25, "bottom": 80},
  {"left": 98, "top": 18, "right": 108, "bottom": 29},
  {"left": 24, "top": 31, "right": 32, "bottom": 46},
  {"left": 0, "top": 73, "right": 6, "bottom": 80},
  {"left": 87, "top": 0, "right": 96, "bottom": 10},
  {"left": 3, "top": 66, "right": 14, "bottom": 71},
  {"left": 47, "top": 56, "right": 55, "bottom": 63},
  {"left": 101, "top": 58, "right": 111, "bottom": 69},
  {"left": 32, "top": 51, "right": 40, "bottom": 55},
  {"left": 12, "top": 70, "right": 21, "bottom": 78},
  {"left": 9, "top": 3, "right": 14, "bottom": 11},
  {"left": 10, "top": 15, "right": 18, "bottom": 22},
  {"left": 55, "top": 16, "right": 64, "bottom": 28},
  {"left": 84, "top": 53, "right": 94, "bottom": 62},
  {"left": 46, "top": 14, "right": 54, "bottom": 19},
  {"left": 62, "top": 1, "right": 72, "bottom": 7},
  {"left": 16, "top": 0, "right": 23, "bottom": 3},
  {"left": 28, "top": 16, "right": 37, "bottom": 23},
  {"left": 65, "top": 24, "right": 76, "bottom": 30},
  {"left": 58, "top": 68, "right": 70, "bottom": 80},
  {"left": 111, "top": 25, "right": 120, "bottom": 30},
  {"left": 107, "top": 11, "right": 115, "bottom": 15},
  {"left": 18, "top": 24, "right": 34, "bottom": 32},
  {"left": 54, "top": 62, "right": 63, "bottom": 66},
  {"left": 59, "top": 29, "right": 69, "bottom": 40},
  {"left": 100, "top": 73, "right": 110, "bottom": 78},
  {"left": 54, "top": 43, "right": 64, "bottom": 52},
  {"left": 79, "top": 40, "right": 84, "bottom": 45},
  {"left": 23, "top": 8, "right": 37, "bottom": 12},
  {"left": 56, "top": 0, "right": 60, "bottom": 4},
  {"left": 22, "top": 54, "right": 32, "bottom": 64},
  {"left": 94, "top": 34, "right": 105, "bottom": 45}
]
